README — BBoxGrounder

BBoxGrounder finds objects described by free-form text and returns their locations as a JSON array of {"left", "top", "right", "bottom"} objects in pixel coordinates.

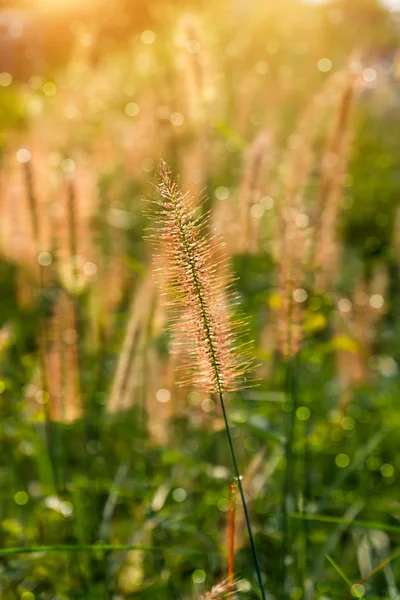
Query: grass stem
[
  {"left": 219, "top": 392, "right": 267, "bottom": 600},
  {"left": 281, "top": 355, "right": 298, "bottom": 598}
]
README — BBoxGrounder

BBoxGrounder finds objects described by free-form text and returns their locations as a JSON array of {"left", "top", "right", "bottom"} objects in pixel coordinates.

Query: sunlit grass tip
[{"left": 147, "top": 160, "right": 254, "bottom": 394}]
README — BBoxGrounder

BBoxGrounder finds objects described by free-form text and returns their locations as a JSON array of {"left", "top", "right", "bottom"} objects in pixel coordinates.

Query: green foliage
[{"left": 345, "top": 101, "right": 400, "bottom": 261}]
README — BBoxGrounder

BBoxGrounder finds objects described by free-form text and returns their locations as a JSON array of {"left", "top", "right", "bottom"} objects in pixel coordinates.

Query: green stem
[
  {"left": 303, "top": 408, "right": 312, "bottom": 599},
  {"left": 219, "top": 392, "right": 267, "bottom": 600},
  {"left": 281, "top": 355, "right": 298, "bottom": 598}
]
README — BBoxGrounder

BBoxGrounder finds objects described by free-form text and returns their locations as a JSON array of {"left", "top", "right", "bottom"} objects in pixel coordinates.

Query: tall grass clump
[{"left": 147, "top": 160, "right": 266, "bottom": 600}]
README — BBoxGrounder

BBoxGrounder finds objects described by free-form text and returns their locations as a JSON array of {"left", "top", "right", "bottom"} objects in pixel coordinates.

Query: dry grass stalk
[
  {"left": 277, "top": 107, "right": 316, "bottom": 358},
  {"left": 276, "top": 67, "right": 356, "bottom": 358},
  {"left": 175, "top": 13, "right": 218, "bottom": 194},
  {"left": 238, "top": 129, "right": 273, "bottom": 253},
  {"left": 0, "top": 151, "right": 46, "bottom": 281},
  {"left": 24, "top": 291, "right": 82, "bottom": 423},
  {"left": 211, "top": 188, "right": 241, "bottom": 258},
  {"left": 108, "top": 274, "right": 155, "bottom": 412},
  {"left": 314, "top": 64, "right": 357, "bottom": 291},
  {"left": 175, "top": 13, "right": 217, "bottom": 128},
  {"left": 21, "top": 153, "right": 53, "bottom": 423},
  {"left": 108, "top": 271, "right": 177, "bottom": 442},
  {"left": 45, "top": 292, "right": 82, "bottom": 422}
]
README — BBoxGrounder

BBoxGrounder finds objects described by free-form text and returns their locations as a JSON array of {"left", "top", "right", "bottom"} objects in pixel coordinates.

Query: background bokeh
[{"left": 0, "top": 0, "right": 400, "bottom": 599}]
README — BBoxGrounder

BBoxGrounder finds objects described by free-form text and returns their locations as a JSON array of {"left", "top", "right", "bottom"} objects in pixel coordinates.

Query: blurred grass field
[{"left": 0, "top": 0, "right": 400, "bottom": 598}]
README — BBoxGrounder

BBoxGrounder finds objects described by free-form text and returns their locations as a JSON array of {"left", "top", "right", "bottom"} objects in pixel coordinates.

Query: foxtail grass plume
[
  {"left": 314, "top": 61, "right": 357, "bottom": 291},
  {"left": 198, "top": 579, "right": 234, "bottom": 600},
  {"left": 175, "top": 13, "right": 217, "bottom": 194},
  {"left": 276, "top": 65, "right": 356, "bottom": 358},
  {"left": 276, "top": 80, "right": 330, "bottom": 358},
  {"left": 148, "top": 161, "right": 252, "bottom": 394},
  {"left": 108, "top": 274, "right": 154, "bottom": 413},
  {"left": 44, "top": 291, "right": 82, "bottom": 422},
  {"left": 149, "top": 162, "right": 266, "bottom": 600},
  {"left": 238, "top": 129, "right": 273, "bottom": 254},
  {"left": 175, "top": 13, "right": 216, "bottom": 128}
]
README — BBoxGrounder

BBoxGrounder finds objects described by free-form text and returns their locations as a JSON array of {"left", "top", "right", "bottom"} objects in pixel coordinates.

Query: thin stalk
[
  {"left": 66, "top": 174, "right": 79, "bottom": 285},
  {"left": 281, "top": 355, "right": 298, "bottom": 598},
  {"left": 298, "top": 420, "right": 307, "bottom": 599},
  {"left": 219, "top": 391, "right": 267, "bottom": 600},
  {"left": 58, "top": 299, "right": 67, "bottom": 489},
  {"left": 65, "top": 175, "right": 87, "bottom": 435},
  {"left": 303, "top": 408, "right": 312, "bottom": 600},
  {"left": 23, "top": 160, "right": 59, "bottom": 492},
  {"left": 153, "top": 164, "right": 263, "bottom": 592},
  {"left": 141, "top": 291, "right": 158, "bottom": 434},
  {"left": 228, "top": 480, "right": 237, "bottom": 599}
]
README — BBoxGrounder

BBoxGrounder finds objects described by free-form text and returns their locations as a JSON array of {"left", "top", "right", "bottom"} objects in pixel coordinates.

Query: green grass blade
[
  {"left": 0, "top": 543, "right": 221, "bottom": 558},
  {"left": 325, "top": 554, "right": 367, "bottom": 599}
]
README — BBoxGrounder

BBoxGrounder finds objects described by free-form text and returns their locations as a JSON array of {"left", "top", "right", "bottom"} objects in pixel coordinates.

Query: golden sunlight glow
[{"left": 33, "top": 0, "right": 95, "bottom": 9}]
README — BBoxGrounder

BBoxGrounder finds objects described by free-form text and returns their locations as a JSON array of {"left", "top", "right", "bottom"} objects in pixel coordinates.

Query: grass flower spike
[
  {"left": 149, "top": 161, "right": 266, "bottom": 600},
  {"left": 199, "top": 579, "right": 234, "bottom": 599},
  {"left": 149, "top": 160, "right": 251, "bottom": 394}
]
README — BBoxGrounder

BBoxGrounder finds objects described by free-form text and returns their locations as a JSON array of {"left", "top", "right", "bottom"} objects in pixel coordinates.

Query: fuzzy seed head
[
  {"left": 199, "top": 579, "right": 234, "bottom": 600},
  {"left": 148, "top": 161, "right": 252, "bottom": 394}
]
